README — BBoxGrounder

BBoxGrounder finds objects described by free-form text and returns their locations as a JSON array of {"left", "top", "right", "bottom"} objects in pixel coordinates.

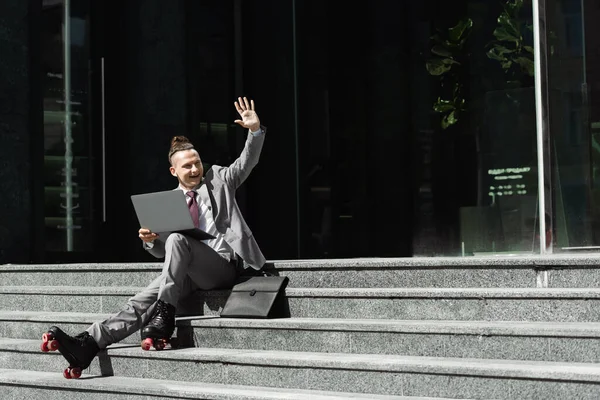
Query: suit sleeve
[
  {"left": 220, "top": 127, "right": 266, "bottom": 189},
  {"left": 143, "top": 238, "right": 166, "bottom": 259}
]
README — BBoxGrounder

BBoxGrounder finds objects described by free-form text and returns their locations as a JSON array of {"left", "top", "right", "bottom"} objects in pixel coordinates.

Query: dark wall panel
[{"left": 0, "top": 1, "right": 33, "bottom": 263}]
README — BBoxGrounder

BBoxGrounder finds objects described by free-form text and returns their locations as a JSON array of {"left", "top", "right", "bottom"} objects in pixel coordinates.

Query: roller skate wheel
[
  {"left": 63, "top": 368, "right": 72, "bottom": 379},
  {"left": 70, "top": 367, "right": 82, "bottom": 379},
  {"left": 154, "top": 340, "right": 166, "bottom": 351},
  {"left": 141, "top": 338, "right": 153, "bottom": 351},
  {"left": 48, "top": 339, "right": 59, "bottom": 351},
  {"left": 40, "top": 342, "right": 49, "bottom": 352},
  {"left": 42, "top": 332, "right": 54, "bottom": 342}
]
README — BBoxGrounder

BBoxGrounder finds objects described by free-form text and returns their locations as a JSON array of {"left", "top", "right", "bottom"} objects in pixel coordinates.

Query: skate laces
[{"left": 149, "top": 300, "right": 175, "bottom": 326}]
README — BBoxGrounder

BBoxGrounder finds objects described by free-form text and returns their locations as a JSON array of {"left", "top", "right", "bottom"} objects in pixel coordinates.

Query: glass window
[
  {"left": 42, "top": 0, "right": 93, "bottom": 252},
  {"left": 293, "top": 0, "right": 542, "bottom": 257},
  {"left": 546, "top": 0, "right": 600, "bottom": 252}
]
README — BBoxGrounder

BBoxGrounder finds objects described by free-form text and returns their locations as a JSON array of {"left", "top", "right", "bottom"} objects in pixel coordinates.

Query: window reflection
[
  {"left": 42, "top": 0, "right": 92, "bottom": 252},
  {"left": 296, "top": 1, "right": 540, "bottom": 257},
  {"left": 548, "top": 0, "right": 599, "bottom": 251}
]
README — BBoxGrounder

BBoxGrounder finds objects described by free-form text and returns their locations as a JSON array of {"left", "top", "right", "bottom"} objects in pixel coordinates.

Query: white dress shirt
[{"left": 180, "top": 185, "right": 236, "bottom": 262}]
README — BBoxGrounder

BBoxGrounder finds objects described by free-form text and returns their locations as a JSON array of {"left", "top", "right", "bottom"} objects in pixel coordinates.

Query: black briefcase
[{"left": 220, "top": 275, "right": 290, "bottom": 318}]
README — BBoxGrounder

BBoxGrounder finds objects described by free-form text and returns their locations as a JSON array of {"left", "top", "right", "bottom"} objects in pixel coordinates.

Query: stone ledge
[
  {"left": 183, "top": 316, "right": 600, "bottom": 337},
  {"left": 5, "top": 311, "right": 600, "bottom": 337},
  {"left": 0, "top": 263, "right": 163, "bottom": 271},
  {"left": 4, "top": 338, "right": 600, "bottom": 382},
  {"left": 0, "top": 368, "right": 415, "bottom": 400},
  {"left": 5, "top": 286, "right": 600, "bottom": 299},
  {"left": 3, "top": 253, "right": 600, "bottom": 271},
  {"left": 270, "top": 254, "right": 600, "bottom": 269}
]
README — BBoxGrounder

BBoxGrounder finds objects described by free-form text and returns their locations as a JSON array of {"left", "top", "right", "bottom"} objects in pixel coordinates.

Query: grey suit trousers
[{"left": 87, "top": 233, "right": 237, "bottom": 348}]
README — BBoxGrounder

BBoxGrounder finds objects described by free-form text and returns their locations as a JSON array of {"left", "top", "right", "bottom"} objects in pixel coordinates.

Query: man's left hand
[{"left": 234, "top": 97, "right": 260, "bottom": 132}]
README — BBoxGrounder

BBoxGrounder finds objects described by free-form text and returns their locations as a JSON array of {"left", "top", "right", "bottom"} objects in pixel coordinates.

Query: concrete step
[
  {"left": 0, "top": 263, "right": 162, "bottom": 288},
  {"left": 181, "top": 316, "right": 600, "bottom": 363},
  {"left": 3, "top": 254, "right": 600, "bottom": 288},
  {"left": 2, "top": 338, "right": 600, "bottom": 399},
  {"left": 0, "top": 261, "right": 535, "bottom": 289},
  {"left": 4, "top": 286, "right": 600, "bottom": 321},
  {"left": 0, "top": 368, "right": 425, "bottom": 400},
  {"left": 275, "top": 255, "right": 600, "bottom": 289},
  {"left": 0, "top": 311, "right": 141, "bottom": 343},
  {"left": 3, "top": 311, "right": 600, "bottom": 363}
]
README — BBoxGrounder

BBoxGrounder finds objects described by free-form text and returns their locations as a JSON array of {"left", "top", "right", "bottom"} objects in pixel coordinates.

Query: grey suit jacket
[{"left": 145, "top": 130, "right": 267, "bottom": 270}]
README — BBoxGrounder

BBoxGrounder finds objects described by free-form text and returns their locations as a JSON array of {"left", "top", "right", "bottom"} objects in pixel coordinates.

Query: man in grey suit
[{"left": 41, "top": 97, "right": 267, "bottom": 375}]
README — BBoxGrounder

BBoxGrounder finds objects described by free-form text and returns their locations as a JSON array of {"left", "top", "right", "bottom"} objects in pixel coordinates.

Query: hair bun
[
  {"left": 171, "top": 135, "right": 190, "bottom": 148},
  {"left": 168, "top": 135, "right": 195, "bottom": 164}
]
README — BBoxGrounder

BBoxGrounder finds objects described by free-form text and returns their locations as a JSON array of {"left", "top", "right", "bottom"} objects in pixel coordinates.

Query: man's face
[{"left": 169, "top": 149, "right": 204, "bottom": 189}]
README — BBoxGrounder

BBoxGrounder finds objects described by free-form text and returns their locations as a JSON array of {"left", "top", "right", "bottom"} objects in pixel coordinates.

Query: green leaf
[
  {"left": 442, "top": 58, "right": 460, "bottom": 65},
  {"left": 441, "top": 39, "right": 463, "bottom": 51},
  {"left": 514, "top": 56, "right": 534, "bottom": 76},
  {"left": 431, "top": 45, "right": 453, "bottom": 58},
  {"left": 441, "top": 118, "right": 450, "bottom": 130},
  {"left": 493, "top": 45, "right": 516, "bottom": 55},
  {"left": 493, "top": 26, "right": 520, "bottom": 44},
  {"left": 506, "top": 0, "right": 524, "bottom": 16},
  {"left": 426, "top": 58, "right": 452, "bottom": 76},
  {"left": 448, "top": 18, "right": 473, "bottom": 43},
  {"left": 498, "top": 13, "right": 521, "bottom": 39},
  {"left": 487, "top": 45, "right": 514, "bottom": 62},
  {"left": 523, "top": 45, "right": 534, "bottom": 54},
  {"left": 441, "top": 110, "right": 458, "bottom": 129},
  {"left": 433, "top": 99, "right": 455, "bottom": 113}
]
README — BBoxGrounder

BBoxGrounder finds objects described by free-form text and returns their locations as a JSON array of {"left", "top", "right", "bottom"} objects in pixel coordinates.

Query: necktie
[{"left": 186, "top": 191, "right": 199, "bottom": 228}]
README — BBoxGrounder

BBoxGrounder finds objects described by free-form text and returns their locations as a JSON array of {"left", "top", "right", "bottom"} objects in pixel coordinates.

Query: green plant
[
  {"left": 425, "top": 18, "right": 473, "bottom": 129},
  {"left": 486, "top": 0, "right": 534, "bottom": 85}
]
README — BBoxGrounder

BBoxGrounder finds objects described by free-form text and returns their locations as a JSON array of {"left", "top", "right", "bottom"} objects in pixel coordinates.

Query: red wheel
[
  {"left": 154, "top": 340, "right": 165, "bottom": 351},
  {"left": 40, "top": 342, "right": 49, "bottom": 352},
  {"left": 70, "top": 367, "right": 82, "bottom": 379},
  {"left": 42, "top": 332, "right": 53, "bottom": 342},
  {"left": 63, "top": 368, "right": 72, "bottom": 379},
  {"left": 47, "top": 340, "right": 59, "bottom": 351},
  {"left": 141, "top": 338, "right": 153, "bottom": 351}
]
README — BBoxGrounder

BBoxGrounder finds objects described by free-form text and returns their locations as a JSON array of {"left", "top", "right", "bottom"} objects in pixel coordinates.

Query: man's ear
[{"left": 169, "top": 166, "right": 177, "bottom": 177}]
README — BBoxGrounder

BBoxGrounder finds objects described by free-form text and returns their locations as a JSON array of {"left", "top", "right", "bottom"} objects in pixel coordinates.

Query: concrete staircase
[{"left": 2, "top": 255, "right": 600, "bottom": 399}]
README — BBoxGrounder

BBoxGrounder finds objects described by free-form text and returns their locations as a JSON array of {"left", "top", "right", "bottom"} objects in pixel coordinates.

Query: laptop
[{"left": 131, "top": 190, "right": 216, "bottom": 241}]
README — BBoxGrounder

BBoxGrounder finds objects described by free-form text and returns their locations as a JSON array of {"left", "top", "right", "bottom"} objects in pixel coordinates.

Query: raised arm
[{"left": 220, "top": 97, "right": 266, "bottom": 188}]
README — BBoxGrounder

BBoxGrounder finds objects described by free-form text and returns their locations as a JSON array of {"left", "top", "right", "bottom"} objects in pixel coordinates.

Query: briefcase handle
[{"left": 260, "top": 262, "right": 277, "bottom": 277}]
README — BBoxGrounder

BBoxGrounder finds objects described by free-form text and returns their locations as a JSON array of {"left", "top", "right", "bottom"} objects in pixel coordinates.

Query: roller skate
[
  {"left": 40, "top": 326, "right": 99, "bottom": 379},
  {"left": 141, "top": 299, "right": 178, "bottom": 351}
]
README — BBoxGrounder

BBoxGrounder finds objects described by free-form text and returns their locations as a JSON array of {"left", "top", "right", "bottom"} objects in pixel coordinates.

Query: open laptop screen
[{"left": 131, "top": 190, "right": 215, "bottom": 241}]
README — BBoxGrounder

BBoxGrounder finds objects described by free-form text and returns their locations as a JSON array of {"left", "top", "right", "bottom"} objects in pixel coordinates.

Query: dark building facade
[{"left": 0, "top": 0, "right": 598, "bottom": 264}]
